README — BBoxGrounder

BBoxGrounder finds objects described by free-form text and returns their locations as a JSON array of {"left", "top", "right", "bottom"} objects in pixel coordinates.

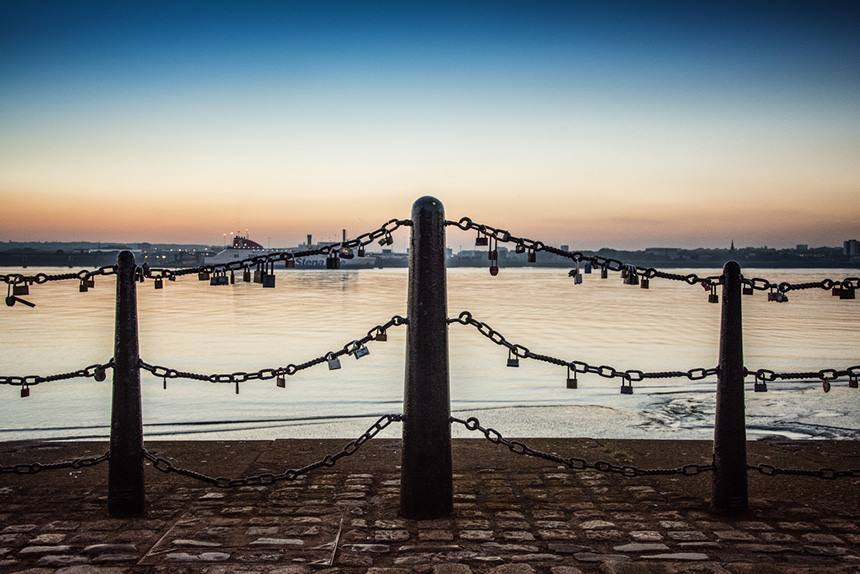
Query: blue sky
[{"left": 1, "top": 0, "right": 858, "bottom": 247}]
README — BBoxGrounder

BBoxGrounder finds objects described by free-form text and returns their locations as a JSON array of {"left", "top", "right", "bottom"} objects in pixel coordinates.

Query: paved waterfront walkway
[{"left": 1, "top": 437, "right": 858, "bottom": 573}]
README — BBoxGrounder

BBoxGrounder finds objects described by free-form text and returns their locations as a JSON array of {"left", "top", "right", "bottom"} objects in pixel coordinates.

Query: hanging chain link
[
  {"left": 144, "top": 219, "right": 411, "bottom": 280},
  {"left": 143, "top": 414, "right": 402, "bottom": 487},
  {"left": 0, "top": 450, "right": 110, "bottom": 475},
  {"left": 0, "top": 360, "right": 114, "bottom": 388},
  {"left": 451, "top": 416, "right": 713, "bottom": 477},
  {"left": 741, "top": 275, "right": 859, "bottom": 295},
  {"left": 446, "top": 217, "right": 723, "bottom": 289},
  {"left": 746, "top": 462, "right": 860, "bottom": 480},
  {"left": 138, "top": 316, "right": 406, "bottom": 387},
  {"left": 448, "top": 310, "right": 719, "bottom": 384},
  {"left": 1, "top": 265, "right": 118, "bottom": 287}
]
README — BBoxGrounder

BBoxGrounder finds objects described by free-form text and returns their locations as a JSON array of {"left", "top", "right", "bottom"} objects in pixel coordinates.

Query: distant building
[
  {"left": 845, "top": 239, "right": 859, "bottom": 257},
  {"left": 796, "top": 244, "right": 809, "bottom": 252},
  {"left": 560, "top": 244, "right": 569, "bottom": 252}
]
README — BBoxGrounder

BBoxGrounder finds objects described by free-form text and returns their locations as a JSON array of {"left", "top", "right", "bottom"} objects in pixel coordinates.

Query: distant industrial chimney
[
  {"left": 307, "top": 234, "right": 313, "bottom": 247},
  {"left": 342, "top": 229, "right": 347, "bottom": 243}
]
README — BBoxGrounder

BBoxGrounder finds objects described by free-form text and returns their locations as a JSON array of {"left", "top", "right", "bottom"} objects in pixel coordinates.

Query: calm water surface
[{"left": 1, "top": 267, "right": 858, "bottom": 441}]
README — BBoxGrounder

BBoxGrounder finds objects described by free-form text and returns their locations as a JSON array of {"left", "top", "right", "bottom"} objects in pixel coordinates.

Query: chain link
[
  {"left": 741, "top": 275, "right": 859, "bottom": 295},
  {"left": 144, "top": 219, "right": 412, "bottom": 280},
  {"left": 138, "top": 316, "right": 407, "bottom": 387},
  {"left": 0, "top": 450, "right": 110, "bottom": 475},
  {"left": 451, "top": 416, "right": 713, "bottom": 477},
  {"left": 143, "top": 414, "right": 402, "bottom": 487},
  {"left": 0, "top": 360, "right": 114, "bottom": 388},
  {"left": 448, "top": 310, "right": 718, "bottom": 384},
  {"left": 446, "top": 217, "right": 723, "bottom": 289},
  {"left": 747, "top": 462, "right": 860, "bottom": 480}
]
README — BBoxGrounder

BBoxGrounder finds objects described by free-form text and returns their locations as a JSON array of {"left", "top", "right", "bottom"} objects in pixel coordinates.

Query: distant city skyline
[{"left": 1, "top": 0, "right": 859, "bottom": 249}]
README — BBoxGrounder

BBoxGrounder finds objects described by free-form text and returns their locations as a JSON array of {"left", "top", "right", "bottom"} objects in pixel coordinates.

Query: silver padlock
[
  {"left": 326, "top": 352, "right": 342, "bottom": 370},
  {"left": 353, "top": 342, "right": 369, "bottom": 359},
  {"left": 276, "top": 375, "right": 286, "bottom": 388}
]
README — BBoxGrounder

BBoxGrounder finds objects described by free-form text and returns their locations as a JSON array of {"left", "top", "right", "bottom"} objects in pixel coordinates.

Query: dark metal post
[
  {"left": 108, "top": 250, "right": 145, "bottom": 517},
  {"left": 712, "top": 260, "right": 748, "bottom": 514},
  {"left": 400, "top": 196, "right": 453, "bottom": 519}
]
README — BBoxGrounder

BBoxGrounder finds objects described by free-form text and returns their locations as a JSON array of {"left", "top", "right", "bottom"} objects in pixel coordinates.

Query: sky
[{"left": 1, "top": 0, "right": 858, "bottom": 249}]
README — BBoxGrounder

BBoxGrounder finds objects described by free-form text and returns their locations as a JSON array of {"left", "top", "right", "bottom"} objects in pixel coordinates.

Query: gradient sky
[{"left": 1, "top": 0, "right": 858, "bottom": 249}]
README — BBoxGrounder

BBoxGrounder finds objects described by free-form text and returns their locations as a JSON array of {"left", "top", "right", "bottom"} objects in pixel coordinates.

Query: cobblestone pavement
[{"left": 1, "top": 437, "right": 858, "bottom": 573}]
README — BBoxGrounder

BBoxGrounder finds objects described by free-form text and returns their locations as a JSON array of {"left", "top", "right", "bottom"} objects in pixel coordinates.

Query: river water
[{"left": 1, "top": 267, "right": 858, "bottom": 442}]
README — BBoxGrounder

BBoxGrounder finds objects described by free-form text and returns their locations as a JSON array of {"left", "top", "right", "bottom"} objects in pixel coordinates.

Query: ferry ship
[{"left": 205, "top": 232, "right": 377, "bottom": 269}]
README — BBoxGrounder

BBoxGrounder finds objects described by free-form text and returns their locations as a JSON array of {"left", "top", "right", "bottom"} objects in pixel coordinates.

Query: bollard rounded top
[
  {"left": 118, "top": 250, "right": 136, "bottom": 266},
  {"left": 723, "top": 260, "right": 741, "bottom": 274},
  {"left": 412, "top": 196, "right": 444, "bottom": 216}
]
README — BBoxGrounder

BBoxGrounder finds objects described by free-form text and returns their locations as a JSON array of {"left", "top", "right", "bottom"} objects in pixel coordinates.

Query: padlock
[
  {"left": 742, "top": 285, "right": 754, "bottom": 295},
  {"left": 375, "top": 328, "right": 387, "bottom": 342},
  {"left": 86, "top": 276, "right": 95, "bottom": 288},
  {"left": 840, "top": 286, "right": 855, "bottom": 300},
  {"left": 515, "top": 243, "right": 525, "bottom": 254},
  {"left": 358, "top": 244, "right": 366, "bottom": 257},
  {"left": 584, "top": 262, "right": 593, "bottom": 274},
  {"left": 198, "top": 270, "right": 210, "bottom": 281},
  {"left": 79, "top": 278, "right": 89, "bottom": 293},
  {"left": 253, "top": 265, "right": 263, "bottom": 283},
  {"left": 93, "top": 366, "right": 106, "bottom": 382},
  {"left": 20, "top": 385, "right": 30, "bottom": 398},
  {"left": 285, "top": 257, "right": 296, "bottom": 269},
  {"left": 640, "top": 277, "right": 649, "bottom": 289},
  {"left": 489, "top": 263, "right": 499, "bottom": 276},
  {"left": 832, "top": 285, "right": 842, "bottom": 296},
  {"left": 488, "top": 246, "right": 498, "bottom": 261},
  {"left": 168, "top": 274, "right": 176, "bottom": 282},
  {"left": 262, "top": 264, "right": 276, "bottom": 288},
  {"left": 210, "top": 274, "right": 219, "bottom": 286},
  {"left": 235, "top": 381, "right": 240, "bottom": 395},
  {"left": 163, "top": 376, "right": 167, "bottom": 390},
  {"left": 326, "top": 253, "right": 341, "bottom": 269},
  {"left": 13, "top": 283, "right": 29, "bottom": 296},
  {"left": 243, "top": 267, "right": 252, "bottom": 282},
  {"left": 154, "top": 277, "right": 164, "bottom": 290},
  {"left": 754, "top": 377, "right": 767, "bottom": 392},
  {"left": 353, "top": 343, "right": 369, "bottom": 359},
  {"left": 383, "top": 231, "right": 394, "bottom": 246},
  {"left": 475, "top": 231, "right": 489, "bottom": 247},
  {"left": 566, "top": 366, "right": 577, "bottom": 389},
  {"left": 822, "top": 379, "right": 831, "bottom": 393},
  {"left": 620, "top": 379, "right": 633, "bottom": 394},
  {"left": 276, "top": 375, "right": 286, "bottom": 388},
  {"left": 574, "top": 270, "right": 583, "bottom": 285},
  {"left": 628, "top": 270, "right": 639, "bottom": 286},
  {"left": 600, "top": 266, "right": 608, "bottom": 279},
  {"left": 776, "top": 292, "right": 788, "bottom": 303},
  {"left": 326, "top": 353, "right": 342, "bottom": 370},
  {"left": 527, "top": 249, "right": 536, "bottom": 263},
  {"left": 708, "top": 285, "right": 719, "bottom": 304},
  {"left": 506, "top": 349, "right": 519, "bottom": 368},
  {"left": 620, "top": 267, "right": 628, "bottom": 280},
  {"left": 229, "top": 271, "right": 235, "bottom": 285},
  {"left": 849, "top": 375, "right": 858, "bottom": 389}
]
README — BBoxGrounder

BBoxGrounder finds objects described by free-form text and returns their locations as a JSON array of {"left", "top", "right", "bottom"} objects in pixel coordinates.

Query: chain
[
  {"left": 451, "top": 416, "right": 713, "bottom": 477},
  {"left": 0, "top": 360, "right": 114, "bottom": 390},
  {"left": 745, "top": 366, "right": 860, "bottom": 393},
  {"left": 0, "top": 450, "right": 110, "bottom": 475},
  {"left": 143, "top": 414, "right": 401, "bottom": 487},
  {"left": 138, "top": 316, "right": 407, "bottom": 388},
  {"left": 1, "top": 265, "right": 118, "bottom": 287},
  {"left": 741, "top": 275, "right": 859, "bottom": 296},
  {"left": 747, "top": 462, "right": 860, "bottom": 480},
  {"left": 446, "top": 217, "right": 723, "bottom": 290},
  {"left": 144, "top": 219, "right": 411, "bottom": 280},
  {"left": 449, "top": 310, "right": 718, "bottom": 386}
]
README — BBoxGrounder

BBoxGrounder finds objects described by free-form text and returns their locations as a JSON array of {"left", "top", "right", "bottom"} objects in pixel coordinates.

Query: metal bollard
[
  {"left": 711, "top": 260, "right": 748, "bottom": 514},
  {"left": 108, "top": 251, "right": 146, "bottom": 517},
  {"left": 400, "top": 196, "right": 454, "bottom": 519}
]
